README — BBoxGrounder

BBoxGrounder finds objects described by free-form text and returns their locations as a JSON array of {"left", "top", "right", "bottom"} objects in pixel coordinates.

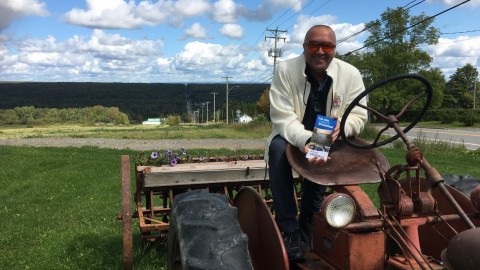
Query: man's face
[{"left": 303, "top": 27, "right": 336, "bottom": 75}]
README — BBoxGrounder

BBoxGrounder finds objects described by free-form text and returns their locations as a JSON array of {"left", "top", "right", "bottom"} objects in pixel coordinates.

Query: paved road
[{"left": 379, "top": 127, "right": 480, "bottom": 150}]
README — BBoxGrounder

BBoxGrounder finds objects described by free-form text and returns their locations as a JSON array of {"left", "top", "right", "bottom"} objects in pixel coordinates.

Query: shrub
[
  {"left": 0, "top": 106, "right": 129, "bottom": 126},
  {"left": 165, "top": 115, "right": 181, "bottom": 126},
  {"left": 460, "top": 110, "right": 478, "bottom": 127}
]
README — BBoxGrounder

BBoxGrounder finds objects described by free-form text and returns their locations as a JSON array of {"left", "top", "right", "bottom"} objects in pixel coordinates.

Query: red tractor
[{"left": 120, "top": 74, "right": 480, "bottom": 269}]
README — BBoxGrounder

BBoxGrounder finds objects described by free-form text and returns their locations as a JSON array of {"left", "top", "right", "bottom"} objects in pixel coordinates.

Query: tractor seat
[{"left": 286, "top": 137, "right": 389, "bottom": 186}]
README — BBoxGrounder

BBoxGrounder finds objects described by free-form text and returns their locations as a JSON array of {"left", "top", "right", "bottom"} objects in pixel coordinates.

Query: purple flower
[
  {"left": 167, "top": 149, "right": 173, "bottom": 158},
  {"left": 242, "top": 155, "right": 249, "bottom": 160},
  {"left": 170, "top": 158, "right": 177, "bottom": 166},
  {"left": 150, "top": 152, "right": 159, "bottom": 159},
  {"left": 199, "top": 157, "right": 205, "bottom": 161},
  {"left": 180, "top": 148, "right": 187, "bottom": 155}
]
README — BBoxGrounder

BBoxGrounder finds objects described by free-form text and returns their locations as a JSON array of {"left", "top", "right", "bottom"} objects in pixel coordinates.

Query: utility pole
[
  {"left": 211, "top": 91, "right": 218, "bottom": 122},
  {"left": 204, "top": 101, "right": 210, "bottom": 124},
  {"left": 265, "top": 28, "right": 287, "bottom": 74},
  {"left": 200, "top": 103, "right": 205, "bottom": 123},
  {"left": 222, "top": 76, "right": 232, "bottom": 124},
  {"left": 474, "top": 72, "right": 478, "bottom": 111},
  {"left": 184, "top": 83, "right": 193, "bottom": 122}
]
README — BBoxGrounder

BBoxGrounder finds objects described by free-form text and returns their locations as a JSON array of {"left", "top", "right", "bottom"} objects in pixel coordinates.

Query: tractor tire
[{"left": 167, "top": 189, "right": 253, "bottom": 270}]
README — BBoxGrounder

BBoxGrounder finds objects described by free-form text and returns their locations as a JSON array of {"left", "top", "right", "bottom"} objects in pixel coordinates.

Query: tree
[
  {"left": 256, "top": 88, "right": 270, "bottom": 115},
  {"left": 341, "top": 7, "right": 442, "bottom": 112},
  {"left": 444, "top": 63, "right": 479, "bottom": 109}
]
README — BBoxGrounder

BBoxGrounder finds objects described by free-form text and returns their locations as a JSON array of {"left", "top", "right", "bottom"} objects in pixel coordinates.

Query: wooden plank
[
  {"left": 138, "top": 159, "right": 266, "bottom": 173},
  {"left": 139, "top": 160, "right": 299, "bottom": 188}
]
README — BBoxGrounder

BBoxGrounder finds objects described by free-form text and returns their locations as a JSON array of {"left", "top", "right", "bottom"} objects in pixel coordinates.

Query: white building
[
  {"left": 142, "top": 118, "right": 162, "bottom": 125},
  {"left": 238, "top": 114, "right": 253, "bottom": 124}
]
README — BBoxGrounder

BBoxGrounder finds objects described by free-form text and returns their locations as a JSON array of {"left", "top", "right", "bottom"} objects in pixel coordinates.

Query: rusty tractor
[{"left": 119, "top": 74, "right": 480, "bottom": 269}]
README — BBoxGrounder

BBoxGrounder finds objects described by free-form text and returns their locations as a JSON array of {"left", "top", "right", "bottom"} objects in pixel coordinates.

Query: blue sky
[{"left": 0, "top": 0, "right": 479, "bottom": 83}]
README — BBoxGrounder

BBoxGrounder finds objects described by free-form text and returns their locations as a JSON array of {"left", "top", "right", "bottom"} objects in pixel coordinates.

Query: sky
[{"left": 0, "top": 0, "right": 479, "bottom": 84}]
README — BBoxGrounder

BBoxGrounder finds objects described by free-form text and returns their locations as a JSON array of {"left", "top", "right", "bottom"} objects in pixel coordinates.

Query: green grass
[
  {"left": 0, "top": 146, "right": 165, "bottom": 269},
  {"left": 0, "top": 123, "right": 272, "bottom": 140},
  {"left": 1, "top": 145, "right": 479, "bottom": 269}
]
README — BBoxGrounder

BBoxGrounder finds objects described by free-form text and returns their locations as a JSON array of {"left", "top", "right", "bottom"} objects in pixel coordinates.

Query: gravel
[{"left": 0, "top": 137, "right": 267, "bottom": 150}]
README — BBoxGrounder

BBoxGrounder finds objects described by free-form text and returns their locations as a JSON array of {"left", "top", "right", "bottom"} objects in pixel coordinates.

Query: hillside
[{"left": 0, "top": 82, "right": 269, "bottom": 122}]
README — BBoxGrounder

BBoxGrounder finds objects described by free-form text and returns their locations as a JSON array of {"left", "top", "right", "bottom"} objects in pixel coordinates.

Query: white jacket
[{"left": 265, "top": 54, "right": 368, "bottom": 161}]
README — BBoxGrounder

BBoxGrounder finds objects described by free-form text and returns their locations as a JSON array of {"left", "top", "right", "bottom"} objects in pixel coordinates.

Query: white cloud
[
  {"left": 425, "top": 36, "right": 480, "bottom": 77},
  {"left": 175, "top": 0, "right": 210, "bottom": 17},
  {"left": 63, "top": 0, "right": 211, "bottom": 29},
  {"left": 173, "top": 41, "right": 245, "bottom": 79},
  {"left": 238, "top": 3, "right": 272, "bottom": 21},
  {"left": 288, "top": 14, "right": 338, "bottom": 44},
  {"left": 63, "top": 0, "right": 144, "bottom": 29},
  {"left": 212, "top": 0, "right": 239, "bottom": 24},
  {"left": 180, "top": 23, "right": 211, "bottom": 40},
  {"left": 0, "top": 29, "right": 169, "bottom": 82},
  {"left": 0, "top": 29, "right": 269, "bottom": 82},
  {"left": 426, "top": 0, "right": 480, "bottom": 8},
  {"left": 0, "top": 0, "right": 48, "bottom": 31},
  {"left": 219, "top": 24, "right": 244, "bottom": 39}
]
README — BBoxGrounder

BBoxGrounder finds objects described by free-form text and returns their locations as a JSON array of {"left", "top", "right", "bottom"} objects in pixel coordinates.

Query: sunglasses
[{"left": 305, "top": 42, "right": 336, "bottom": 53}]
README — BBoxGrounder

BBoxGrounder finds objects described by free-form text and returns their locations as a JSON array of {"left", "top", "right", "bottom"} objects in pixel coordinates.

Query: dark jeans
[{"left": 268, "top": 135, "right": 326, "bottom": 248}]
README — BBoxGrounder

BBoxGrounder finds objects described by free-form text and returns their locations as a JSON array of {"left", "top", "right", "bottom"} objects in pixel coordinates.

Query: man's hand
[
  {"left": 331, "top": 116, "right": 340, "bottom": 143},
  {"left": 303, "top": 116, "right": 340, "bottom": 165},
  {"left": 303, "top": 144, "right": 331, "bottom": 164}
]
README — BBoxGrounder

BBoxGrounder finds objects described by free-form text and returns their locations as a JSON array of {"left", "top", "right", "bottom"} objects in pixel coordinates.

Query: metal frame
[{"left": 120, "top": 157, "right": 301, "bottom": 269}]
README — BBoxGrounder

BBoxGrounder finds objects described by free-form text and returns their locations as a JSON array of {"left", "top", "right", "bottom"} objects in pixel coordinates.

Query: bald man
[{"left": 266, "top": 25, "right": 368, "bottom": 261}]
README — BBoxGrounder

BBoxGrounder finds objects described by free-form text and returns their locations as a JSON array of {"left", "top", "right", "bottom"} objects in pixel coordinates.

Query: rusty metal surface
[
  {"left": 286, "top": 137, "right": 389, "bottom": 186},
  {"left": 418, "top": 182, "right": 480, "bottom": 259},
  {"left": 471, "top": 185, "right": 480, "bottom": 211},
  {"left": 312, "top": 214, "right": 385, "bottom": 270},
  {"left": 296, "top": 251, "right": 336, "bottom": 270},
  {"left": 441, "top": 227, "right": 480, "bottom": 270},
  {"left": 233, "top": 186, "right": 289, "bottom": 270},
  {"left": 121, "top": 155, "right": 133, "bottom": 270}
]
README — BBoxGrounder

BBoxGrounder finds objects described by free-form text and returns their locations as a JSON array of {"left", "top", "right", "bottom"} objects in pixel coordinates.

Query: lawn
[{"left": 0, "top": 146, "right": 142, "bottom": 269}]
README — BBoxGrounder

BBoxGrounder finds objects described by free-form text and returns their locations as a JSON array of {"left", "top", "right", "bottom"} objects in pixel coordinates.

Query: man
[{"left": 266, "top": 25, "right": 368, "bottom": 261}]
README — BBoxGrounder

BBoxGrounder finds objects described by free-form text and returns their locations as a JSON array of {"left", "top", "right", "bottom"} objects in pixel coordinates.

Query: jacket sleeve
[
  {"left": 340, "top": 68, "right": 368, "bottom": 137},
  {"left": 269, "top": 62, "right": 312, "bottom": 150}
]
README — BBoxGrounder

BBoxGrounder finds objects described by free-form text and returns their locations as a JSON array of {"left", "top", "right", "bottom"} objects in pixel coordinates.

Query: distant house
[
  {"left": 142, "top": 118, "right": 162, "bottom": 125},
  {"left": 238, "top": 114, "right": 253, "bottom": 124}
]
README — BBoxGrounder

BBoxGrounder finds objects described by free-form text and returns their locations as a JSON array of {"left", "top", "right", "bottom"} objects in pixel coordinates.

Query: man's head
[{"left": 303, "top": 25, "right": 336, "bottom": 76}]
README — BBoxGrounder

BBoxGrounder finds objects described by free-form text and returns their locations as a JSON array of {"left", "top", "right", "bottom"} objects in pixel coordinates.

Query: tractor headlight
[{"left": 322, "top": 194, "right": 356, "bottom": 229}]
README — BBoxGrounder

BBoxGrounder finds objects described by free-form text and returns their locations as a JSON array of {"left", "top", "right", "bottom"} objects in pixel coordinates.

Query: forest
[{"left": 0, "top": 82, "right": 269, "bottom": 123}]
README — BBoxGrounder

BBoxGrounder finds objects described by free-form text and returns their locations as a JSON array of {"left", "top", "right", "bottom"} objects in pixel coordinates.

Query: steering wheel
[{"left": 340, "top": 73, "right": 433, "bottom": 149}]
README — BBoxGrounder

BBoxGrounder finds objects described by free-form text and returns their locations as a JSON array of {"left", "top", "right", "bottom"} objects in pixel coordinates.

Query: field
[
  {"left": 0, "top": 123, "right": 272, "bottom": 140},
  {"left": 1, "top": 123, "right": 479, "bottom": 269}
]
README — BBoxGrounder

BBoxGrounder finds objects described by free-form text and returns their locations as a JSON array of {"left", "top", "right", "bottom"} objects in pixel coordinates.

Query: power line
[
  {"left": 440, "top": 29, "right": 480, "bottom": 35},
  {"left": 343, "top": 0, "right": 471, "bottom": 56},
  {"left": 266, "top": 0, "right": 302, "bottom": 29},
  {"left": 275, "top": 0, "right": 318, "bottom": 29},
  {"left": 418, "top": 35, "right": 480, "bottom": 47},
  {"left": 337, "top": 0, "right": 426, "bottom": 44}
]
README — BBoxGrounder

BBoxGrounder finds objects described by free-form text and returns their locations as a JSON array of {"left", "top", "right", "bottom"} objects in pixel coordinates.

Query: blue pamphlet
[{"left": 305, "top": 115, "right": 337, "bottom": 159}]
